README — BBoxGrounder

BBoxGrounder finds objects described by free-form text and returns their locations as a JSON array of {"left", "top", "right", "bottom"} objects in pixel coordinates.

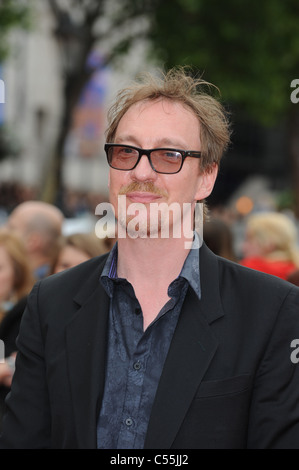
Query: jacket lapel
[
  {"left": 65, "top": 257, "right": 110, "bottom": 449},
  {"left": 145, "top": 244, "right": 224, "bottom": 449}
]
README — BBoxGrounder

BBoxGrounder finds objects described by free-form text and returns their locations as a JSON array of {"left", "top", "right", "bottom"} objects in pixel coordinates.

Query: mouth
[{"left": 125, "top": 191, "right": 163, "bottom": 204}]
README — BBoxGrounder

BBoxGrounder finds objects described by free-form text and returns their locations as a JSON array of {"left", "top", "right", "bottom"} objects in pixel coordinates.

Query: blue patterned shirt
[{"left": 97, "top": 238, "right": 201, "bottom": 449}]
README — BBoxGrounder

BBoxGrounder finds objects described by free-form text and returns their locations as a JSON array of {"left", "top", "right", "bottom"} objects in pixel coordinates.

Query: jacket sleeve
[
  {"left": 247, "top": 285, "right": 299, "bottom": 449},
  {"left": 0, "top": 282, "right": 52, "bottom": 449}
]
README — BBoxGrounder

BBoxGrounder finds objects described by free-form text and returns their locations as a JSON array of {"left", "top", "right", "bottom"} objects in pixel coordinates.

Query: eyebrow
[{"left": 114, "top": 135, "right": 189, "bottom": 149}]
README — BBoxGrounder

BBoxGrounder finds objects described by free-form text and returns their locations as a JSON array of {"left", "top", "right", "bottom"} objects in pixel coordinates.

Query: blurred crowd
[
  {"left": 0, "top": 198, "right": 113, "bottom": 429},
  {"left": 204, "top": 208, "right": 299, "bottom": 285},
  {"left": 0, "top": 192, "right": 299, "bottom": 429},
  {"left": 0, "top": 181, "right": 108, "bottom": 219}
]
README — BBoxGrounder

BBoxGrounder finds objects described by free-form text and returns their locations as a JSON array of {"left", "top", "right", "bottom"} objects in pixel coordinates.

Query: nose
[{"left": 131, "top": 154, "right": 156, "bottom": 181}]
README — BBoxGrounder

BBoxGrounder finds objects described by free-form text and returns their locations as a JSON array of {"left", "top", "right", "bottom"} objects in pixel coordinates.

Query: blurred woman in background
[
  {"left": 240, "top": 212, "right": 299, "bottom": 280},
  {"left": 0, "top": 230, "right": 34, "bottom": 322},
  {"left": 0, "top": 230, "right": 34, "bottom": 427},
  {"left": 52, "top": 232, "right": 109, "bottom": 274},
  {"left": 203, "top": 216, "right": 236, "bottom": 261}
]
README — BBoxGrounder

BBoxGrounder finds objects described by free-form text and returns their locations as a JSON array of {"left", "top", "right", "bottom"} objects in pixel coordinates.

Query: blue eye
[
  {"left": 122, "top": 147, "right": 134, "bottom": 154},
  {"left": 115, "top": 146, "right": 138, "bottom": 157},
  {"left": 159, "top": 150, "right": 182, "bottom": 161}
]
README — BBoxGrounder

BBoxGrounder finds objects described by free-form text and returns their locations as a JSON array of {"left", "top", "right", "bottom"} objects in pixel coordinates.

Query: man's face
[
  {"left": 6, "top": 210, "right": 30, "bottom": 247},
  {"left": 7, "top": 210, "right": 26, "bottom": 236},
  {"left": 108, "top": 98, "right": 217, "bottom": 238}
]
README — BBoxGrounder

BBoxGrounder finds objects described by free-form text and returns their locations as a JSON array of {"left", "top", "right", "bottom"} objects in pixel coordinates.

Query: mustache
[{"left": 118, "top": 182, "right": 168, "bottom": 198}]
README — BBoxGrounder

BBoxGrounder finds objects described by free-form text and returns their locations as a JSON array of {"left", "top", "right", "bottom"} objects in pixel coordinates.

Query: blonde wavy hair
[
  {"left": 246, "top": 212, "right": 299, "bottom": 266},
  {"left": 0, "top": 230, "right": 34, "bottom": 302},
  {"left": 105, "top": 66, "right": 231, "bottom": 173}
]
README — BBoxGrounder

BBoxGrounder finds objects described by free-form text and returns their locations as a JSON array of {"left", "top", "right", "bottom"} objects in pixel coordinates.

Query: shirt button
[
  {"left": 125, "top": 417, "right": 133, "bottom": 427},
  {"left": 133, "top": 361, "right": 141, "bottom": 370}
]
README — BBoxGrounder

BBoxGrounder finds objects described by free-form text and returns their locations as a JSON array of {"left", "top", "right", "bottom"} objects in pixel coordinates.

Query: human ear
[{"left": 194, "top": 163, "right": 218, "bottom": 201}]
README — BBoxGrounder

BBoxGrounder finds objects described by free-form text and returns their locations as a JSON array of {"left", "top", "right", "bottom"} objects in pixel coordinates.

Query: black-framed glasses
[{"left": 104, "top": 143, "right": 202, "bottom": 175}]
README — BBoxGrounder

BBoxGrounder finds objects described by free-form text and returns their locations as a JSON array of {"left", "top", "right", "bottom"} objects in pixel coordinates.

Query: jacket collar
[{"left": 197, "top": 243, "right": 224, "bottom": 324}]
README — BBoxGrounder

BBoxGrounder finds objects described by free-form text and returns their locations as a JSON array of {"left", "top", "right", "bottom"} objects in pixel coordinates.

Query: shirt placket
[{"left": 117, "top": 310, "right": 152, "bottom": 448}]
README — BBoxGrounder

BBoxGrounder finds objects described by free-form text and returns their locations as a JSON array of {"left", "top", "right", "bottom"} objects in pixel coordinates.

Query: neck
[
  {"left": 117, "top": 235, "right": 192, "bottom": 283},
  {"left": 117, "top": 233, "right": 197, "bottom": 330}
]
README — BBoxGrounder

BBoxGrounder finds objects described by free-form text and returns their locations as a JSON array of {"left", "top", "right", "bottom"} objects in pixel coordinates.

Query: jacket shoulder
[
  {"left": 39, "top": 252, "right": 109, "bottom": 295},
  {"left": 23, "top": 252, "right": 110, "bottom": 328},
  {"left": 215, "top": 253, "right": 299, "bottom": 310}
]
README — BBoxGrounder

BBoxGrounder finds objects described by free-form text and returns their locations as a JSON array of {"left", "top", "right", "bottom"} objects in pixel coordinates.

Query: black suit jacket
[
  {"left": 1, "top": 244, "right": 299, "bottom": 449},
  {"left": 0, "top": 296, "right": 28, "bottom": 424}
]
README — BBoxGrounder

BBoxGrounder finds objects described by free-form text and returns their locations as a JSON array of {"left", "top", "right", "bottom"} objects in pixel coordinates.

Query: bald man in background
[
  {"left": 0, "top": 201, "right": 64, "bottom": 429},
  {"left": 6, "top": 201, "right": 64, "bottom": 280}
]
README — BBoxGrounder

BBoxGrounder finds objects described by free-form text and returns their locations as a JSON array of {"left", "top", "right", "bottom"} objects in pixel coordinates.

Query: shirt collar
[
  {"left": 100, "top": 234, "right": 201, "bottom": 300},
  {"left": 101, "top": 242, "right": 118, "bottom": 279},
  {"left": 178, "top": 231, "right": 201, "bottom": 300}
]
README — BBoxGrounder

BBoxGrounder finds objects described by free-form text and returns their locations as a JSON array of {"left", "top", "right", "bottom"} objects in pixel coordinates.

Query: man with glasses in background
[{"left": 1, "top": 67, "right": 299, "bottom": 449}]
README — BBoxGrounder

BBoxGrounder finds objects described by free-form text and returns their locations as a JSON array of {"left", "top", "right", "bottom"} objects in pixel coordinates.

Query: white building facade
[{"left": 0, "top": 0, "right": 153, "bottom": 203}]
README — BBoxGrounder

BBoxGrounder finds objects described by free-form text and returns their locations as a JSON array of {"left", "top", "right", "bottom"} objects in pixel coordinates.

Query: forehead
[
  {"left": 115, "top": 98, "right": 201, "bottom": 147},
  {"left": 121, "top": 98, "right": 198, "bottom": 124}
]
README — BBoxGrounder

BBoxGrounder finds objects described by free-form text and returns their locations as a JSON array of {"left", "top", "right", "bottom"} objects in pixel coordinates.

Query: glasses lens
[
  {"left": 108, "top": 145, "right": 139, "bottom": 170},
  {"left": 151, "top": 150, "right": 183, "bottom": 174}
]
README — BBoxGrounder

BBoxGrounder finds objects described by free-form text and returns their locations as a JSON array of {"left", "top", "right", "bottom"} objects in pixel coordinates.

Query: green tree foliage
[
  {"left": 0, "top": 0, "right": 31, "bottom": 61},
  {"left": 149, "top": 0, "right": 299, "bottom": 124},
  {"left": 148, "top": 0, "right": 299, "bottom": 215}
]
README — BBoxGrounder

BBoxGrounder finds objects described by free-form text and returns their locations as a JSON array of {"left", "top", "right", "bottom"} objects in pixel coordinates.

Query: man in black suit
[{"left": 1, "top": 67, "right": 299, "bottom": 449}]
